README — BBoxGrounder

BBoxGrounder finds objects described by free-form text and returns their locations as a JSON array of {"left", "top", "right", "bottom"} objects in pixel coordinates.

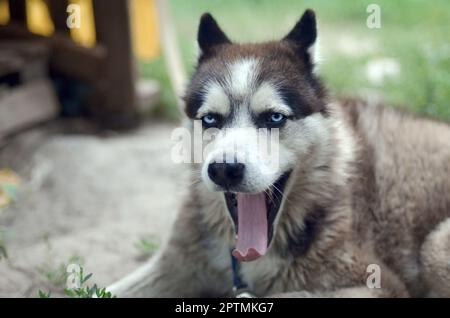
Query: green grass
[
  {"left": 140, "top": 0, "right": 450, "bottom": 121},
  {"left": 0, "top": 227, "right": 7, "bottom": 260},
  {"left": 38, "top": 255, "right": 84, "bottom": 288},
  {"left": 39, "top": 265, "right": 115, "bottom": 298},
  {"left": 135, "top": 235, "right": 159, "bottom": 258}
]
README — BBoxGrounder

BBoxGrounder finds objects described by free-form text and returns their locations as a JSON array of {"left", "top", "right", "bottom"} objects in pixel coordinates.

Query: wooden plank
[
  {"left": 0, "top": 79, "right": 59, "bottom": 138},
  {"left": 50, "top": 32, "right": 107, "bottom": 83},
  {"left": 48, "top": 0, "right": 69, "bottom": 34},
  {"left": 0, "top": 23, "right": 107, "bottom": 84},
  {"left": 92, "top": 0, "right": 137, "bottom": 127},
  {"left": 8, "top": 0, "right": 26, "bottom": 23},
  {"left": 0, "top": 40, "right": 49, "bottom": 79}
]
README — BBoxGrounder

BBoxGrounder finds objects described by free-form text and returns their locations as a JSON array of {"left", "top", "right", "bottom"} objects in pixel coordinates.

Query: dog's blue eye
[
  {"left": 203, "top": 115, "right": 216, "bottom": 124},
  {"left": 202, "top": 114, "right": 220, "bottom": 127},
  {"left": 269, "top": 113, "right": 285, "bottom": 123}
]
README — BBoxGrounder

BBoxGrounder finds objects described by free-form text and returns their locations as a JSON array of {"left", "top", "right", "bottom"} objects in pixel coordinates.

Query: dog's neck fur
[{"left": 273, "top": 102, "right": 356, "bottom": 259}]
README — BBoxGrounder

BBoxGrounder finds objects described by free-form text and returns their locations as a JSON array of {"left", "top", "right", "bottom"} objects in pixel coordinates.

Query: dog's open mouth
[{"left": 224, "top": 171, "right": 291, "bottom": 262}]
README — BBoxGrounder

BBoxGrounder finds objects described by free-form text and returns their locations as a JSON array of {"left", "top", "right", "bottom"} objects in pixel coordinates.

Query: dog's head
[{"left": 184, "top": 10, "right": 330, "bottom": 261}]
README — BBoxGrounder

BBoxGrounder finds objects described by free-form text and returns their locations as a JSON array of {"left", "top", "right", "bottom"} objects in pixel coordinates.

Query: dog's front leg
[
  {"left": 107, "top": 246, "right": 230, "bottom": 297},
  {"left": 107, "top": 202, "right": 233, "bottom": 297}
]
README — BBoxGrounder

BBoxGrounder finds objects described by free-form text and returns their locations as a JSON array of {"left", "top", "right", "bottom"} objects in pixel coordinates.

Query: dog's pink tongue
[{"left": 232, "top": 193, "right": 268, "bottom": 262}]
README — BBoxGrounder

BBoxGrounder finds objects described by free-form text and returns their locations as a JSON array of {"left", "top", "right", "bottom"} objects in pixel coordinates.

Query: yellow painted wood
[
  {"left": 130, "top": 0, "right": 160, "bottom": 61},
  {"left": 68, "top": 0, "right": 96, "bottom": 47},
  {"left": 0, "top": 0, "right": 9, "bottom": 25},
  {"left": 26, "top": 0, "right": 54, "bottom": 36},
  {"left": 2, "top": 0, "right": 159, "bottom": 57}
]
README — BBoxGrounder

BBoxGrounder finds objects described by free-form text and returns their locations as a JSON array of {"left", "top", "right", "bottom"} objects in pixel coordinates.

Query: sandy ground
[{"left": 0, "top": 119, "right": 186, "bottom": 297}]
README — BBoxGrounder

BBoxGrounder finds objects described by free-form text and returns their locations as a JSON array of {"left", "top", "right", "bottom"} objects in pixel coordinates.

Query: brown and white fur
[{"left": 108, "top": 10, "right": 450, "bottom": 298}]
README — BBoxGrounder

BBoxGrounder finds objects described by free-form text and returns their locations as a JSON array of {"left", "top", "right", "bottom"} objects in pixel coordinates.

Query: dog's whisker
[
  {"left": 272, "top": 184, "right": 284, "bottom": 197},
  {"left": 271, "top": 182, "right": 291, "bottom": 205},
  {"left": 264, "top": 188, "right": 274, "bottom": 203},
  {"left": 268, "top": 188, "right": 278, "bottom": 204}
]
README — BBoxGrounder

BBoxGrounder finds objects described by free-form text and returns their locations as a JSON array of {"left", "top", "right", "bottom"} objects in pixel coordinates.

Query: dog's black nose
[{"left": 208, "top": 162, "right": 245, "bottom": 188}]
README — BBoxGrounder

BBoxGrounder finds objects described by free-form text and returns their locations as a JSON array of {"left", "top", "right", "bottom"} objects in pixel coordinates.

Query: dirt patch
[{"left": 0, "top": 119, "right": 186, "bottom": 297}]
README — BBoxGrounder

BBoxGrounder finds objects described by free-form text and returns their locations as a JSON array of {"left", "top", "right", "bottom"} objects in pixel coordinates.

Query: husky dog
[{"left": 109, "top": 9, "right": 450, "bottom": 297}]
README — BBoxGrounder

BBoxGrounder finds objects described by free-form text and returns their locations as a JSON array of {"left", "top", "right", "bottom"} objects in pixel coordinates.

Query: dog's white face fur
[
  {"left": 197, "top": 58, "right": 330, "bottom": 194},
  {"left": 185, "top": 10, "right": 330, "bottom": 195}
]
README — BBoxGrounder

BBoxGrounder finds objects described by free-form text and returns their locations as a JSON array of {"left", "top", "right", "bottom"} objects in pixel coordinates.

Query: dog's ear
[
  {"left": 283, "top": 9, "right": 319, "bottom": 68},
  {"left": 197, "top": 13, "right": 231, "bottom": 57}
]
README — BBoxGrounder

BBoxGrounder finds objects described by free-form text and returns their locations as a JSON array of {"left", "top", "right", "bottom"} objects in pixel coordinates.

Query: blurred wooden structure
[
  {"left": 0, "top": 40, "right": 58, "bottom": 138},
  {"left": 0, "top": 0, "right": 161, "bottom": 59},
  {"left": 0, "top": 0, "right": 161, "bottom": 134}
]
